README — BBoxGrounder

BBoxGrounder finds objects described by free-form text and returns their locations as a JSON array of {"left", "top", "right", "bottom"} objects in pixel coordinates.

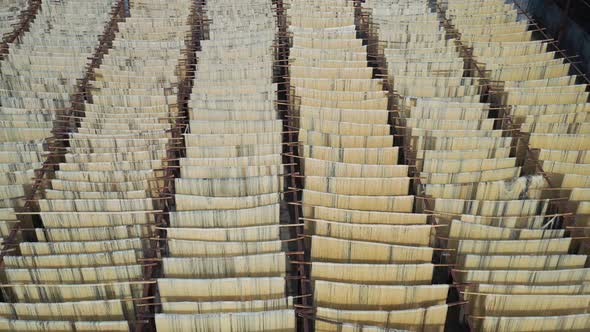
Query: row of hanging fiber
[
  {"left": 362, "top": 0, "right": 590, "bottom": 331},
  {"left": 155, "top": 0, "right": 297, "bottom": 330},
  {"left": 442, "top": 0, "right": 590, "bottom": 330},
  {"left": 286, "top": 0, "right": 446, "bottom": 331},
  {"left": 0, "top": 0, "right": 113, "bottom": 268},
  {"left": 0, "top": 0, "right": 192, "bottom": 330}
]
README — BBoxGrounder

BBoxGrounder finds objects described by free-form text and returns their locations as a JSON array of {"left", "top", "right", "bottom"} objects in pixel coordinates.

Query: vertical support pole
[{"left": 274, "top": 1, "right": 310, "bottom": 331}]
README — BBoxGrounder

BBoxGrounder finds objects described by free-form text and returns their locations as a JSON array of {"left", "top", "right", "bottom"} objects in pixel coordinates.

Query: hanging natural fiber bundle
[
  {"left": 299, "top": 130, "right": 392, "bottom": 149},
  {"left": 188, "top": 120, "right": 282, "bottom": 134},
  {"left": 185, "top": 144, "right": 282, "bottom": 159},
  {"left": 292, "top": 36, "right": 362, "bottom": 50},
  {"left": 302, "top": 190, "right": 414, "bottom": 213},
  {"left": 408, "top": 131, "right": 503, "bottom": 143},
  {"left": 292, "top": 79, "right": 384, "bottom": 94},
  {"left": 37, "top": 198, "right": 155, "bottom": 212},
  {"left": 184, "top": 133, "right": 281, "bottom": 147},
  {"left": 407, "top": 104, "right": 488, "bottom": 119},
  {"left": 421, "top": 158, "right": 517, "bottom": 173},
  {"left": 311, "top": 263, "right": 433, "bottom": 285},
  {"left": 39, "top": 213, "right": 152, "bottom": 228},
  {"left": 306, "top": 206, "right": 428, "bottom": 225},
  {"left": 190, "top": 110, "right": 277, "bottom": 121},
  {"left": 167, "top": 239, "right": 282, "bottom": 257},
  {"left": 64, "top": 150, "right": 167, "bottom": 163},
  {"left": 405, "top": 118, "right": 494, "bottom": 131},
  {"left": 4, "top": 249, "right": 140, "bottom": 268},
  {"left": 416, "top": 147, "right": 510, "bottom": 162},
  {"left": 570, "top": 188, "right": 590, "bottom": 202},
  {"left": 175, "top": 176, "right": 283, "bottom": 197},
  {"left": 469, "top": 283, "right": 590, "bottom": 295},
  {"left": 295, "top": 87, "right": 385, "bottom": 102},
  {"left": 0, "top": 185, "right": 25, "bottom": 202},
  {"left": 0, "top": 299, "right": 125, "bottom": 320},
  {"left": 67, "top": 137, "right": 168, "bottom": 150},
  {"left": 562, "top": 174, "right": 590, "bottom": 189},
  {"left": 169, "top": 204, "right": 280, "bottom": 228},
  {"left": 409, "top": 136, "right": 512, "bottom": 152},
  {"left": 66, "top": 143, "right": 168, "bottom": 154},
  {"left": 432, "top": 198, "right": 550, "bottom": 217},
  {"left": 3, "top": 265, "right": 143, "bottom": 284},
  {"left": 162, "top": 253, "right": 286, "bottom": 278},
  {"left": 166, "top": 225, "right": 280, "bottom": 242},
  {"left": 308, "top": 220, "right": 431, "bottom": 246},
  {"left": 299, "top": 118, "right": 390, "bottom": 137},
  {"left": 304, "top": 158, "right": 407, "bottom": 178},
  {"left": 32, "top": 225, "right": 153, "bottom": 243},
  {"left": 465, "top": 293, "right": 590, "bottom": 317},
  {"left": 54, "top": 169, "right": 157, "bottom": 183},
  {"left": 504, "top": 75, "right": 577, "bottom": 89},
  {"left": 304, "top": 176, "right": 409, "bottom": 196},
  {"left": 311, "top": 236, "right": 433, "bottom": 264},
  {"left": 19, "top": 238, "right": 144, "bottom": 255},
  {"left": 511, "top": 103, "right": 590, "bottom": 121},
  {"left": 538, "top": 149, "right": 590, "bottom": 164},
  {"left": 456, "top": 254, "right": 586, "bottom": 270},
  {"left": 476, "top": 314, "right": 590, "bottom": 332},
  {"left": 0, "top": 318, "right": 129, "bottom": 332},
  {"left": 157, "top": 277, "right": 285, "bottom": 302},
  {"left": 301, "top": 145, "right": 399, "bottom": 165},
  {"left": 175, "top": 193, "right": 280, "bottom": 211},
  {"left": 5, "top": 282, "right": 143, "bottom": 304},
  {"left": 161, "top": 297, "right": 294, "bottom": 314},
  {"left": 180, "top": 165, "right": 283, "bottom": 179},
  {"left": 529, "top": 134, "right": 590, "bottom": 150},
  {"left": 50, "top": 178, "right": 154, "bottom": 193},
  {"left": 317, "top": 320, "right": 411, "bottom": 332},
  {"left": 576, "top": 201, "right": 590, "bottom": 215},
  {"left": 448, "top": 220, "right": 564, "bottom": 241},
  {"left": 179, "top": 155, "right": 282, "bottom": 167},
  {"left": 155, "top": 310, "right": 295, "bottom": 332},
  {"left": 420, "top": 167, "right": 521, "bottom": 185},
  {"left": 455, "top": 238, "right": 571, "bottom": 255},
  {"left": 455, "top": 268, "right": 590, "bottom": 285},
  {"left": 44, "top": 189, "right": 148, "bottom": 200},
  {"left": 540, "top": 161, "right": 590, "bottom": 176},
  {"left": 315, "top": 305, "right": 447, "bottom": 332},
  {"left": 314, "top": 280, "right": 448, "bottom": 310}
]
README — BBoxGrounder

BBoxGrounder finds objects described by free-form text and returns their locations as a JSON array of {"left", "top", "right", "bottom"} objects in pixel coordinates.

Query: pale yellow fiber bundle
[
  {"left": 161, "top": 297, "right": 294, "bottom": 314},
  {"left": 155, "top": 310, "right": 295, "bottom": 332},
  {"left": 315, "top": 305, "right": 447, "bottom": 332},
  {"left": 311, "top": 263, "right": 433, "bottom": 285},
  {"left": 0, "top": 300, "right": 125, "bottom": 320},
  {"left": 162, "top": 253, "right": 286, "bottom": 278},
  {"left": 302, "top": 190, "right": 414, "bottom": 213},
  {"left": 314, "top": 280, "right": 448, "bottom": 310},
  {"left": 167, "top": 239, "right": 282, "bottom": 257},
  {"left": 478, "top": 314, "right": 590, "bottom": 332},
  {"left": 165, "top": 225, "right": 280, "bottom": 242},
  {"left": 307, "top": 206, "right": 428, "bottom": 225},
  {"left": 0, "top": 319, "right": 129, "bottom": 332},
  {"left": 311, "top": 236, "right": 433, "bottom": 264},
  {"left": 157, "top": 277, "right": 285, "bottom": 302},
  {"left": 309, "top": 220, "right": 431, "bottom": 246}
]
